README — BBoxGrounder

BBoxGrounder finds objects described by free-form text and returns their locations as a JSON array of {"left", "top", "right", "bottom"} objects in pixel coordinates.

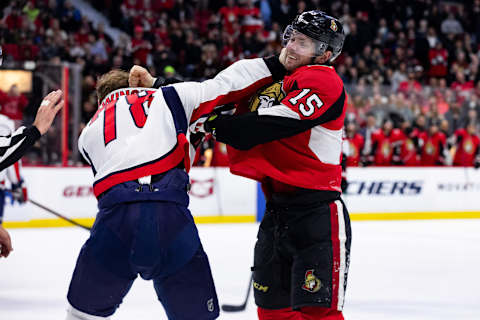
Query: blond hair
[{"left": 96, "top": 69, "right": 129, "bottom": 103}]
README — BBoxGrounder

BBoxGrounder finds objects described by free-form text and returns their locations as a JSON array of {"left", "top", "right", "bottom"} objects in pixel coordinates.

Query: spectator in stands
[
  {"left": 428, "top": 41, "right": 448, "bottom": 78},
  {"left": 22, "top": 1, "right": 39, "bottom": 24},
  {"left": 0, "top": 84, "right": 28, "bottom": 127},
  {"left": 46, "top": 18, "right": 68, "bottom": 43},
  {"left": 451, "top": 70, "right": 474, "bottom": 103},
  {"left": 271, "top": 0, "right": 295, "bottom": 29},
  {"left": 131, "top": 26, "right": 151, "bottom": 66},
  {"left": 441, "top": 13, "right": 464, "bottom": 35},
  {"left": 3, "top": 0, "right": 480, "bottom": 166},
  {"left": 59, "top": 0, "right": 82, "bottom": 33},
  {"left": 444, "top": 102, "right": 463, "bottom": 134},
  {"left": 194, "top": 43, "right": 222, "bottom": 80},
  {"left": 219, "top": 0, "right": 241, "bottom": 35},
  {"left": 398, "top": 67, "right": 423, "bottom": 97}
]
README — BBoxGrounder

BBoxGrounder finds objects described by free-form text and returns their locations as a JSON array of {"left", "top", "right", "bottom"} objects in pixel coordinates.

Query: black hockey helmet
[{"left": 282, "top": 10, "right": 345, "bottom": 62}]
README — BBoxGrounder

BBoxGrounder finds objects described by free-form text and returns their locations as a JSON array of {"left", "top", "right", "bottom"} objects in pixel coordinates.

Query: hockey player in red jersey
[
  {"left": 418, "top": 120, "right": 447, "bottom": 166},
  {"left": 345, "top": 122, "right": 364, "bottom": 167},
  {"left": 367, "top": 119, "right": 404, "bottom": 166},
  {"left": 191, "top": 10, "right": 351, "bottom": 320},
  {"left": 394, "top": 121, "right": 421, "bottom": 166},
  {"left": 452, "top": 122, "right": 480, "bottom": 167}
]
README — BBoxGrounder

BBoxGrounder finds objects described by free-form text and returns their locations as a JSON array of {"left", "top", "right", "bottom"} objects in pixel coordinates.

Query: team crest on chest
[
  {"left": 381, "top": 142, "right": 391, "bottom": 156},
  {"left": 425, "top": 141, "right": 436, "bottom": 154},
  {"left": 464, "top": 139, "right": 473, "bottom": 154},
  {"left": 302, "top": 269, "right": 322, "bottom": 293}
]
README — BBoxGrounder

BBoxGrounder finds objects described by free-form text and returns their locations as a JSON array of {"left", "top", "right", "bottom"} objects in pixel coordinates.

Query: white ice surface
[{"left": 1, "top": 220, "right": 480, "bottom": 320}]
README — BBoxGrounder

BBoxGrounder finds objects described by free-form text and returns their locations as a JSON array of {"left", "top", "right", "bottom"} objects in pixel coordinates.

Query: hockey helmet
[{"left": 282, "top": 10, "right": 345, "bottom": 62}]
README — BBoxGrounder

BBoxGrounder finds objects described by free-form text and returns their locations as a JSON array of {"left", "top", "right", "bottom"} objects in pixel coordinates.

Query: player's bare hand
[
  {"left": 0, "top": 225, "right": 13, "bottom": 258},
  {"left": 33, "top": 90, "right": 64, "bottom": 135},
  {"left": 129, "top": 65, "right": 155, "bottom": 87}
]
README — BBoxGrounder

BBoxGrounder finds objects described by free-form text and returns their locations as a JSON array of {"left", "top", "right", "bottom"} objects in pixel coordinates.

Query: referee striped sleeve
[{"left": 0, "top": 126, "right": 41, "bottom": 171}]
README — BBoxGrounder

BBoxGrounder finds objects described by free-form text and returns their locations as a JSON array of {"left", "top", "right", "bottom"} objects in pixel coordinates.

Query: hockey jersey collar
[{"left": 99, "top": 87, "right": 156, "bottom": 108}]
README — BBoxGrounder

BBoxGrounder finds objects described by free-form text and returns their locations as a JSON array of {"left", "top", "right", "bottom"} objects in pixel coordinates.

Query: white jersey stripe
[
  {"left": 309, "top": 126, "right": 342, "bottom": 165},
  {"left": 257, "top": 103, "right": 301, "bottom": 119},
  {"left": 335, "top": 199, "right": 347, "bottom": 310}
]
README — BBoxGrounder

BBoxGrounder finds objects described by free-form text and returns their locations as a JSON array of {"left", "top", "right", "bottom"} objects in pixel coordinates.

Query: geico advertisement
[
  {"left": 344, "top": 167, "right": 480, "bottom": 213},
  {"left": 3, "top": 167, "right": 256, "bottom": 222}
]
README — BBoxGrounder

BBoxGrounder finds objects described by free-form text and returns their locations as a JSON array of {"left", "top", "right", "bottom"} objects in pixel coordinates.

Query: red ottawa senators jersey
[
  {"left": 227, "top": 64, "right": 347, "bottom": 192},
  {"left": 394, "top": 130, "right": 420, "bottom": 166},
  {"left": 453, "top": 129, "right": 480, "bottom": 166},
  {"left": 370, "top": 129, "right": 403, "bottom": 166},
  {"left": 346, "top": 133, "right": 364, "bottom": 166},
  {"left": 419, "top": 131, "right": 446, "bottom": 165}
]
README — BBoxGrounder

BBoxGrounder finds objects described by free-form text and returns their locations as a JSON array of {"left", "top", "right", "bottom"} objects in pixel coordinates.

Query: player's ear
[{"left": 314, "top": 51, "right": 332, "bottom": 64}]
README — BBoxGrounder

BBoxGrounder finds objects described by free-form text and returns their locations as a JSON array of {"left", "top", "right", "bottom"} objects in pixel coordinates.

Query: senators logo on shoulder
[{"left": 248, "top": 81, "right": 286, "bottom": 111}]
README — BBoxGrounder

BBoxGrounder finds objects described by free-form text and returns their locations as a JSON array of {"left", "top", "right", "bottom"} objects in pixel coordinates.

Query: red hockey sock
[
  {"left": 299, "top": 306, "right": 344, "bottom": 320},
  {"left": 257, "top": 307, "right": 300, "bottom": 320}
]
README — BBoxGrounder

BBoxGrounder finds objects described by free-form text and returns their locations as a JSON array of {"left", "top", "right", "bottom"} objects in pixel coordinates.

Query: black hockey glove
[{"left": 189, "top": 104, "right": 236, "bottom": 137}]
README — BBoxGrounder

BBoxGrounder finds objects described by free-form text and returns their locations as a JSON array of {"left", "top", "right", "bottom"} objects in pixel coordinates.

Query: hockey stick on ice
[
  {"left": 221, "top": 273, "right": 253, "bottom": 312},
  {"left": 28, "top": 199, "right": 91, "bottom": 231}
]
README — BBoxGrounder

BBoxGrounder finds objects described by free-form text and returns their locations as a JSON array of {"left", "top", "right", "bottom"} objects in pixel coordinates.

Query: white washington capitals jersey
[{"left": 79, "top": 58, "right": 276, "bottom": 197}]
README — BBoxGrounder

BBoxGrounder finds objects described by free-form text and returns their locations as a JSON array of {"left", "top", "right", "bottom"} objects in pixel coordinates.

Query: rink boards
[{"left": 3, "top": 167, "right": 480, "bottom": 228}]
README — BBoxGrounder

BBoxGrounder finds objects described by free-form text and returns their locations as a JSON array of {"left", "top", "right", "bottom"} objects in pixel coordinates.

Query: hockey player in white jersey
[{"left": 66, "top": 56, "right": 286, "bottom": 320}]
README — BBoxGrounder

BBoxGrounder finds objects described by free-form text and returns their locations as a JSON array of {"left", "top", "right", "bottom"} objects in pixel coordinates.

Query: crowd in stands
[{"left": 1, "top": 0, "right": 480, "bottom": 166}]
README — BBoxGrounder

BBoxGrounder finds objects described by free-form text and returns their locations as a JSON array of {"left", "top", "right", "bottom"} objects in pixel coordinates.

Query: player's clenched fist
[
  {"left": 129, "top": 65, "right": 155, "bottom": 87},
  {"left": 33, "top": 90, "right": 64, "bottom": 135}
]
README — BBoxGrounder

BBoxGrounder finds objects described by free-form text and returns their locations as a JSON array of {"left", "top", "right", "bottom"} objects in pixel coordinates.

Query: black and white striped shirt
[{"left": 0, "top": 126, "right": 41, "bottom": 172}]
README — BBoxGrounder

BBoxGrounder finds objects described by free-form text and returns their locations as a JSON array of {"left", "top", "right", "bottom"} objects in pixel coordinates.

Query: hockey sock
[
  {"left": 299, "top": 306, "right": 344, "bottom": 320},
  {"left": 257, "top": 307, "right": 300, "bottom": 320}
]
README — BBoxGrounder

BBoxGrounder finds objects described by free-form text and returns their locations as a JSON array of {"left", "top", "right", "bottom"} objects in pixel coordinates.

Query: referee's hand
[{"left": 33, "top": 90, "right": 64, "bottom": 135}]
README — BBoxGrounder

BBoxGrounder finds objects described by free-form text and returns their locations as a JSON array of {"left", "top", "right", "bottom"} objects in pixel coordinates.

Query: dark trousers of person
[{"left": 253, "top": 190, "right": 351, "bottom": 320}]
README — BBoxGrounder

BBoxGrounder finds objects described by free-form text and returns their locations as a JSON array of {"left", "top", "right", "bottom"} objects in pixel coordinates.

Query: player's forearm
[
  {"left": 208, "top": 111, "right": 318, "bottom": 150},
  {"left": 0, "top": 126, "right": 41, "bottom": 171}
]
